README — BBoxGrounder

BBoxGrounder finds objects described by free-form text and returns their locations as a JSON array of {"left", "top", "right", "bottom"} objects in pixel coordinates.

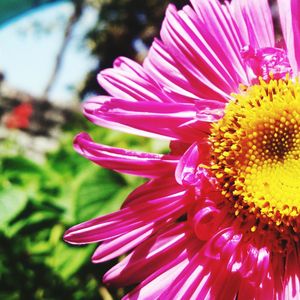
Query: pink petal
[
  {"left": 84, "top": 96, "right": 200, "bottom": 140},
  {"left": 281, "top": 251, "right": 300, "bottom": 299},
  {"left": 98, "top": 57, "right": 171, "bottom": 103},
  {"left": 193, "top": 205, "right": 223, "bottom": 241},
  {"left": 171, "top": 118, "right": 211, "bottom": 143},
  {"left": 64, "top": 184, "right": 187, "bottom": 244},
  {"left": 160, "top": 4, "right": 247, "bottom": 100},
  {"left": 175, "top": 142, "right": 210, "bottom": 187},
  {"left": 159, "top": 253, "right": 207, "bottom": 300},
  {"left": 229, "top": 0, "right": 274, "bottom": 48},
  {"left": 121, "top": 177, "right": 185, "bottom": 208},
  {"left": 144, "top": 39, "right": 202, "bottom": 104},
  {"left": 74, "top": 133, "right": 178, "bottom": 178},
  {"left": 91, "top": 180, "right": 192, "bottom": 262},
  {"left": 278, "top": 0, "right": 300, "bottom": 74},
  {"left": 123, "top": 257, "right": 191, "bottom": 300},
  {"left": 204, "top": 227, "right": 242, "bottom": 260},
  {"left": 83, "top": 96, "right": 175, "bottom": 139},
  {"left": 190, "top": 0, "right": 249, "bottom": 83},
  {"left": 123, "top": 238, "right": 200, "bottom": 300},
  {"left": 104, "top": 223, "right": 194, "bottom": 286},
  {"left": 92, "top": 224, "right": 157, "bottom": 263}
]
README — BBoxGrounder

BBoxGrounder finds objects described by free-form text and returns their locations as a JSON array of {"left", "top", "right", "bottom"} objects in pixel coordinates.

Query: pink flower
[{"left": 64, "top": 0, "right": 300, "bottom": 298}]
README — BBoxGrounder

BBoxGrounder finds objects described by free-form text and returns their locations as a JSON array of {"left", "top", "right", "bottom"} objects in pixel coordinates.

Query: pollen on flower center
[{"left": 209, "top": 75, "right": 300, "bottom": 240}]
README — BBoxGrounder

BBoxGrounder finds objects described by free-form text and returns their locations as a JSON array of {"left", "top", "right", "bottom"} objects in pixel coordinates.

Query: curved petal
[
  {"left": 104, "top": 223, "right": 194, "bottom": 286},
  {"left": 84, "top": 96, "right": 175, "bottom": 140},
  {"left": 229, "top": 0, "right": 275, "bottom": 48},
  {"left": 278, "top": 0, "right": 300, "bottom": 74},
  {"left": 74, "top": 133, "right": 178, "bottom": 178},
  {"left": 144, "top": 39, "right": 205, "bottom": 104},
  {"left": 92, "top": 224, "right": 158, "bottom": 263},
  {"left": 83, "top": 96, "right": 213, "bottom": 141},
  {"left": 121, "top": 177, "right": 185, "bottom": 208},
  {"left": 159, "top": 253, "right": 210, "bottom": 300},
  {"left": 281, "top": 251, "right": 300, "bottom": 299},
  {"left": 64, "top": 186, "right": 187, "bottom": 245},
  {"left": 123, "top": 256, "right": 192, "bottom": 300},
  {"left": 123, "top": 239, "right": 200, "bottom": 300},
  {"left": 159, "top": 4, "right": 248, "bottom": 101},
  {"left": 98, "top": 57, "right": 172, "bottom": 103},
  {"left": 189, "top": 0, "right": 249, "bottom": 81},
  {"left": 175, "top": 142, "right": 210, "bottom": 187}
]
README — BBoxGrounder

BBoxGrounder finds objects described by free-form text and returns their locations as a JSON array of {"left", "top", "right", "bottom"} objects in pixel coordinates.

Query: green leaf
[
  {"left": 48, "top": 242, "right": 95, "bottom": 279},
  {"left": 62, "top": 166, "right": 127, "bottom": 223},
  {"left": 2, "top": 156, "right": 42, "bottom": 175},
  {"left": 0, "top": 188, "right": 27, "bottom": 227}
]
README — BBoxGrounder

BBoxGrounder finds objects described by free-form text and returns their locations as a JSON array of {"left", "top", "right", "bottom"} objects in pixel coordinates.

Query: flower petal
[
  {"left": 104, "top": 223, "right": 194, "bottom": 286},
  {"left": 278, "top": 0, "right": 300, "bottom": 74},
  {"left": 229, "top": 0, "right": 274, "bottom": 48},
  {"left": 74, "top": 133, "right": 178, "bottom": 178},
  {"left": 159, "top": 3, "right": 248, "bottom": 101},
  {"left": 121, "top": 177, "right": 184, "bottom": 207},
  {"left": 84, "top": 96, "right": 175, "bottom": 139},
  {"left": 84, "top": 97, "right": 211, "bottom": 141},
  {"left": 64, "top": 183, "right": 188, "bottom": 244},
  {"left": 98, "top": 57, "right": 171, "bottom": 103},
  {"left": 92, "top": 225, "right": 157, "bottom": 263},
  {"left": 175, "top": 142, "right": 210, "bottom": 187}
]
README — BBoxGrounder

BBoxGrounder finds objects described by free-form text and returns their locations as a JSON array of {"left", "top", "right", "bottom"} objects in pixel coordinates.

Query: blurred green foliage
[
  {"left": 1, "top": 0, "right": 180, "bottom": 298},
  {"left": 0, "top": 112, "right": 167, "bottom": 299}
]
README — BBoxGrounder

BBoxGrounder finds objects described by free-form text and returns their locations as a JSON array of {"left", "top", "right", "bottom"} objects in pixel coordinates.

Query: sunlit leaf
[
  {"left": 0, "top": 188, "right": 27, "bottom": 227},
  {"left": 48, "top": 242, "right": 95, "bottom": 279}
]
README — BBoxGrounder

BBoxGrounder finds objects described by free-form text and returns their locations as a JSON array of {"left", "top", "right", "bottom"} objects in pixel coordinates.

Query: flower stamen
[{"left": 209, "top": 75, "right": 300, "bottom": 251}]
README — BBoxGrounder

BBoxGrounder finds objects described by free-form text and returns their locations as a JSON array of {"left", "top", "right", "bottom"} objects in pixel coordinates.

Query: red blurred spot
[{"left": 4, "top": 102, "right": 33, "bottom": 129}]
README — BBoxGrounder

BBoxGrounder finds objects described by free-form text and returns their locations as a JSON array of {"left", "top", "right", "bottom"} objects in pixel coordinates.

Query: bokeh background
[
  {"left": 0, "top": 0, "right": 279, "bottom": 299},
  {"left": 0, "top": 1, "right": 188, "bottom": 299}
]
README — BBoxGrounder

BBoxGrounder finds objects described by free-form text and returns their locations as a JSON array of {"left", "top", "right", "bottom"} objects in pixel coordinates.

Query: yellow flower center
[{"left": 209, "top": 75, "right": 300, "bottom": 244}]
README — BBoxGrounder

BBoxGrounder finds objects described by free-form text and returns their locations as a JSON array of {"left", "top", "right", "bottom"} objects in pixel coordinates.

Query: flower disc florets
[{"left": 210, "top": 75, "right": 300, "bottom": 251}]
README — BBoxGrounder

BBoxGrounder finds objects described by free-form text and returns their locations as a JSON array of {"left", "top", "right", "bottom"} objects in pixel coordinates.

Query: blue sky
[{"left": 0, "top": 2, "right": 98, "bottom": 102}]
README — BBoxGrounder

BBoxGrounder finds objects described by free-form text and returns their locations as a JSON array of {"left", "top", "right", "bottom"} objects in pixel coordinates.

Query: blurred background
[
  {"left": 0, "top": 0, "right": 188, "bottom": 299},
  {"left": 0, "top": 0, "right": 279, "bottom": 299}
]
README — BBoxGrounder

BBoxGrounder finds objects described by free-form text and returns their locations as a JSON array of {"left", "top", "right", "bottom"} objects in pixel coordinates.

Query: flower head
[{"left": 64, "top": 0, "right": 300, "bottom": 298}]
